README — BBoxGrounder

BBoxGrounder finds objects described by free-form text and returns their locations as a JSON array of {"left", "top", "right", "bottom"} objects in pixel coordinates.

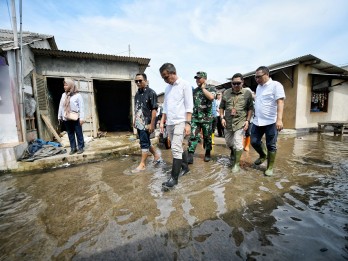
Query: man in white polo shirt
[
  {"left": 252, "top": 66, "right": 285, "bottom": 176},
  {"left": 159, "top": 63, "right": 193, "bottom": 189}
]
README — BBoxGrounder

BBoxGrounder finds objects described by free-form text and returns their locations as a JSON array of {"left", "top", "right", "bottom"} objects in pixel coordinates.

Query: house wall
[
  {"left": 0, "top": 51, "right": 21, "bottom": 143},
  {"left": 34, "top": 56, "right": 141, "bottom": 137},
  {"left": 295, "top": 65, "right": 348, "bottom": 128},
  {"left": 34, "top": 56, "right": 140, "bottom": 80},
  {"left": 276, "top": 67, "right": 297, "bottom": 129},
  {"left": 328, "top": 81, "right": 348, "bottom": 121}
]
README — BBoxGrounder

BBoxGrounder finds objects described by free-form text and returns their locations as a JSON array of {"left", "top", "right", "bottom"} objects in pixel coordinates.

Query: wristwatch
[{"left": 185, "top": 121, "right": 191, "bottom": 125}]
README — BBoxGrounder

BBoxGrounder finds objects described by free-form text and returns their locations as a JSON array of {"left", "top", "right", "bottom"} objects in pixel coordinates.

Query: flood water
[{"left": 0, "top": 133, "right": 347, "bottom": 260}]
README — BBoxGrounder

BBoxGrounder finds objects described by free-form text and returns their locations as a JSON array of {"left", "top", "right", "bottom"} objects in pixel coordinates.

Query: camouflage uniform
[{"left": 188, "top": 84, "right": 216, "bottom": 153}]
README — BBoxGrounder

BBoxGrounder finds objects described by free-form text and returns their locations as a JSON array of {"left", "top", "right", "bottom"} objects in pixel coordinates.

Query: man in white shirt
[
  {"left": 159, "top": 63, "right": 193, "bottom": 189},
  {"left": 252, "top": 66, "right": 285, "bottom": 176}
]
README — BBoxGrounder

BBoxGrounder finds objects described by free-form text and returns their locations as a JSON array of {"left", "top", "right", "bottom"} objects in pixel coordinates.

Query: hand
[
  {"left": 148, "top": 124, "right": 154, "bottom": 133},
  {"left": 221, "top": 118, "right": 226, "bottom": 128},
  {"left": 160, "top": 122, "right": 164, "bottom": 133},
  {"left": 80, "top": 120, "right": 85, "bottom": 126},
  {"left": 243, "top": 121, "right": 249, "bottom": 131},
  {"left": 276, "top": 119, "right": 283, "bottom": 131},
  {"left": 184, "top": 124, "right": 191, "bottom": 137}
]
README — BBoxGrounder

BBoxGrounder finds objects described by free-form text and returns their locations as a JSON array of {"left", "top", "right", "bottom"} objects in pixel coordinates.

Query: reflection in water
[{"left": 0, "top": 134, "right": 347, "bottom": 260}]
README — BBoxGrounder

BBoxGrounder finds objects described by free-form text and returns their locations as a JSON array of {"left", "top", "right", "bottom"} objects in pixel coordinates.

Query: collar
[
  {"left": 138, "top": 86, "right": 148, "bottom": 93},
  {"left": 231, "top": 88, "right": 243, "bottom": 95},
  {"left": 260, "top": 78, "right": 273, "bottom": 87}
]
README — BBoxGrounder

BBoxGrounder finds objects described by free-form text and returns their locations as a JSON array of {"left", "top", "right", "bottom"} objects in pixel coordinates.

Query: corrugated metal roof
[
  {"left": 216, "top": 54, "right": 348, "bottom": 89},
  {"left": 0, "top": 29, "right": 58, "bottom": 50},
  {"left": 243, "top": 54, "right": 348, "bottom": 77},
  {"left": 31, "top": 47, "right": 150, "bottom": 65}
]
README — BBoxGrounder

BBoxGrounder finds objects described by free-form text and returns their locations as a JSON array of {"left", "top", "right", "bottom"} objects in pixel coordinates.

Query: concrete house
[
  {"left": 0, "top": 29, "right": 150, "bottom": 171},
  {"left": 217, "top": 54, "right": 348, "bottom": 130}
]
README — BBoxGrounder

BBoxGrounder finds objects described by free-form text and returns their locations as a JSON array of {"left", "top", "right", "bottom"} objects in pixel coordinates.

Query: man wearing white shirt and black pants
[
  {"left": 159, "top": 63, "right": 193, "bottom": 189},
  {"left": 252, "top": 66, "right": 285, "bottom": 176}
]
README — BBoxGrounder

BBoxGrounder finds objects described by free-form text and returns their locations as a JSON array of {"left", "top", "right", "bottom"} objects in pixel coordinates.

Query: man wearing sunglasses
[
  {"left": 252, "top": 66, "right": 285, "bottom": 176},
  {"left": 132, "top": 73, "right": 161, "bottom": 172},
  {"left": 187, "top": 71, "right": 217, "bottom": 164},
  {"left": 219, "top": 73, "right": 254, "bottom": 173}
]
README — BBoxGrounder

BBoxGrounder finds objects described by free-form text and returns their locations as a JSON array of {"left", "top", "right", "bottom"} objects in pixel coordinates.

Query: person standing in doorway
[
  {"left": 215, "top": 92, "right": 224, "bottom": 137},
  {"left": 159, "top": 63, "right": 193, "bottom": 189},
  {"left": 252, "top": 66, "right": 285, "bottom": 176},
  {"left": 58, "top": 78, "right": 85, "bottom": 154},
  {"left": 187, "top": 71, "right": 216, "bottom": 163},
  {"left": 219, "top": 73, "right": 253, "bottom": 172},
  {"left": 133, "top": 73, "right": 161, "bottom": 172}
]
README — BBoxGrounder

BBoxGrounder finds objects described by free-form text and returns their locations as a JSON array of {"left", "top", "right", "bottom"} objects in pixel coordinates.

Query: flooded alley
[{"left": 0, "top": 133, "right": 347, "bottom": 260}]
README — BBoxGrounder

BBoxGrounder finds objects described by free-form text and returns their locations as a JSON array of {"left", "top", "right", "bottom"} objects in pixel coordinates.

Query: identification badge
[{"left": 231, "top": 108, "right": 237, "bottom": 116}]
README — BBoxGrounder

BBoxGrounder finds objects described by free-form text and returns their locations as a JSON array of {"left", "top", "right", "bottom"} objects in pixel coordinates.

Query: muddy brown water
[{"left": 0, "top": 133, "right": 347, "bottom": 260}]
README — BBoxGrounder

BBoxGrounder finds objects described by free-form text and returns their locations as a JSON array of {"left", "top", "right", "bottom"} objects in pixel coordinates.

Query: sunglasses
[
  {"left": 255, "top": 74, "right": 265, "bottom": 79},
  {"left": 135, "top": 80, "right": 143, "bottom": 83},
  {"left": 231, "top": 82, "right": 242, "bottom": 86}
]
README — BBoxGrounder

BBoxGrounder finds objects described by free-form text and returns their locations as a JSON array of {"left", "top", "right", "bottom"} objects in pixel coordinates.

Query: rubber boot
[
  {"left": 162, "top": 158, "right": 182, "bottom": 188},
  {"left": 232, "top": 150, "right": 243, "bottom": 173},
  {"left": 211, "top": 133, "right": 215, "bottom": 145},
  {"left": 187, "top": 152, "right": 194, "bottom": 164},
  {"left": 229, "top": 147, "right": 235, "bottom": 165},
  {"left": 253, "top": 142, "right": 267, "bottom": 165},
  {"left": 264, "top": 151, "right": 276, "bottom": 176},
  {"left": 180, "top": 151, "right": 190, "bottom": 176},
  {"left": 204, "top": 150, "right": 211, "bottom": 162},
  {"left": 243, "top": 136, "right": 250, "bottom": 151}
]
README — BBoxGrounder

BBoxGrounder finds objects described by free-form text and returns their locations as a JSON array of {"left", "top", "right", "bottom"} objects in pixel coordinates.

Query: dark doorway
[
  {"left": 46, "top": 77, "right": 66, "bottom": 132},
  {"left": 94, "top": 80, "right": 132, "bottom": 132}
]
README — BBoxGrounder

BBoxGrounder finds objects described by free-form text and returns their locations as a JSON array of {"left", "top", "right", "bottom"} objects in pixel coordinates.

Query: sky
[{"left": 1, "top": 0, "right": 348, "bottom": 94}]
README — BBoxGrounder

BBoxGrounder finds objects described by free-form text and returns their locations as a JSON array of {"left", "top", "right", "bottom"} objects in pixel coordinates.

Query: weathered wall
[
  {"left": 273, "top": 67, "right": 297, "bottom": 129},
  {"left": 34, "top": 56, "right": 140, "bottom": 80},
  {"left": 0, "top": 52, "right": 20, "bottom": 143},
  {"left": 295, "top": 64, "right": 348, "bottom": 128}
]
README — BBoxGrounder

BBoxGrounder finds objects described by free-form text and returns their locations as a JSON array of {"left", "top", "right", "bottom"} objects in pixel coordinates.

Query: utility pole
[{"left": 11, "top": 0, "right": 26, "bottom": 142}]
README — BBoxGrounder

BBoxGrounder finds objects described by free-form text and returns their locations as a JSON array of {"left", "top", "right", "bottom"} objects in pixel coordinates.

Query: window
[
  {"left": 310, "top": 75, "right": 330, "bottom": 113},
  {"left": 311, "top": 91, "right": 328, "bottom": 112}
]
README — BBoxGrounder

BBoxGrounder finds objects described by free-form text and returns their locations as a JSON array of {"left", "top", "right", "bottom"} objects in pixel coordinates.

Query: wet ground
[{"left": 0, "top": 133, "right": 347, "bottom": 260}]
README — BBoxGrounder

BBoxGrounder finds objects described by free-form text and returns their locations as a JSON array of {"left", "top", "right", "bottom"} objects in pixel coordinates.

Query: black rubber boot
[
  {"left": 253, "top": 142, "right": 267, "bottom": 165},
  {"left": 162, "top": 158, "right": 182, "bottom": 189},
  {"left": 229, "top": 147, "right": 235, "bottom": 165},
  {"left": 180, "top": 151, "right": 190, "bottom": 176},
  {"left": 187, "top": 152, "right": 194, "bottom": 164},
  {"left": 204, "top": 150, "right": 211, "bottom": 162}
]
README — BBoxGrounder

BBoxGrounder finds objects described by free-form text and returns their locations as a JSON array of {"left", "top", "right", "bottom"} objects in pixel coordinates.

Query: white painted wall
[
  {"left": 0, "top": 52, "right": 20, "bottom": 143},
  {"left": 295, "top": 64, "right": 348, "bottom": 128}
]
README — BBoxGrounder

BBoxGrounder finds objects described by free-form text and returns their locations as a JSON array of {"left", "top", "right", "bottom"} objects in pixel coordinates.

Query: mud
[{"left": 0, "top": 133, "right": 347, "bottom": 260}]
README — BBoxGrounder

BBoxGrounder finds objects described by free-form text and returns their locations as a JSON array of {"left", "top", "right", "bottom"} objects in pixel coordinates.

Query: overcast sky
[{"left": 1, "top": 0, "right": 348, "bottom": 94}]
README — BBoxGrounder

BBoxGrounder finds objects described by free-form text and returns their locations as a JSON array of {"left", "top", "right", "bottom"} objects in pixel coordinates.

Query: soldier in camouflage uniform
[{"left": 187, "top": 71, "right": 216, "bottom": 163}]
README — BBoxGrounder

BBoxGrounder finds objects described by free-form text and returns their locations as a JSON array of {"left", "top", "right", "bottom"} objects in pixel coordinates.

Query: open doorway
[
  {"left": 94, "top": 80, "right": 132, "bottom": 132},
  {"left": 46, "top": 77, "right": 65, "bottom": 133}
]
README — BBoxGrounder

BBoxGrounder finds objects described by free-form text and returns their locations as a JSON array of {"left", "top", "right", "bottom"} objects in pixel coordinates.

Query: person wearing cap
[
  {"left": 187, "top": 71, "right": 216, "bottom": 163},
  {"left": 159, "top": 63, "right": 193, "bottom": 189},
  {"left": 252, "top": 66, "right": 285, "bottom": 176},
  {"left": 219, "top": 73, "right": 254, "bottom": 172}
]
